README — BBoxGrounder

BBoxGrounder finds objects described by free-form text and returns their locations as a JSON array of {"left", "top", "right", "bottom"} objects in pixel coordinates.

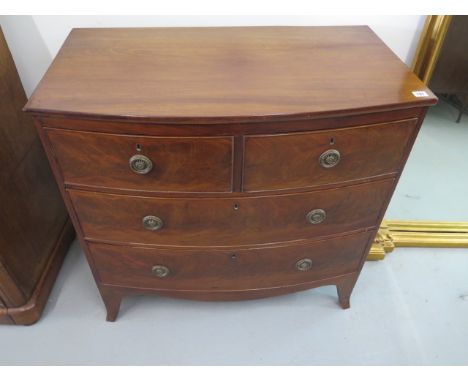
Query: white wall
[
  {"left": 0, "top": 15, "right": 426, "bottom": 97},
  {"left": 0, "top": 16, "right": 52, "bottom": 98}
]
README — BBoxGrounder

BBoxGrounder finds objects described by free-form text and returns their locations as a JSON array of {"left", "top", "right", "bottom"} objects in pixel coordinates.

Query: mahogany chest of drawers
[{"left": 24, "top": 26, "right": 436, "bottom": 321}]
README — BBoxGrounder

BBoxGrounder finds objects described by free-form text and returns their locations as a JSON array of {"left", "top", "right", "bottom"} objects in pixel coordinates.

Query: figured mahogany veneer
[
  {"left": 46, "top": 129, "right": 234, "bottom": 192},
  {"left": 24, "top": 27, "right": 437, "bottom": 321},
  {"left": 70, "top": 179, "right": 393, "bottom": 247},
  {"left": 25, "top": 26, "right": 435, "bottom": 122},
  {"left": 243, "top": 119, "right": 418, "bottom": 192},
  {"left": 90, "top": 231, "right": 373, "bottom": 292}
]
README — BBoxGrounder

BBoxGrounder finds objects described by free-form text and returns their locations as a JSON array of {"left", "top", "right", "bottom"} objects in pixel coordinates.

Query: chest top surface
[{"left": 24, "top": 26, "right": 436, "bottom": 123}]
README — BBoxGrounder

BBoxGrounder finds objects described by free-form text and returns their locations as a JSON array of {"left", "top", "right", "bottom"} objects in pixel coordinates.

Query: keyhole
[
  {"left": 330, "top": 137, "right": 335, "bottom": 145},
  {"left": 136, "top": 143, "right": 142, "bottom": 152},
  {"left": 234, "top": 203, "right": 239, "bottom": 210},
  {"left": 231, "top": 254, "right": 237, "bottom": 260}
]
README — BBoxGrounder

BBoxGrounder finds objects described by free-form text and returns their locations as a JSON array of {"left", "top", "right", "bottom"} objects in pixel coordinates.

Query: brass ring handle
[
  {"left": 152, "top": 265, "right": 170, "bottom": 278},
  {"left": 142, "top": 215, "right": 164, "bottom": 231},
  {"left": 129, "top": 154, "right": 153, "bottom": 174},
  {"left": 306, "top": 209, "right": 326, "bottom": 224},
  {"left": 296, "top": 258, "right": 313, "bottom": 271},
  {"left": 319, "top": 149, "right": 340, "bottom": 168}
]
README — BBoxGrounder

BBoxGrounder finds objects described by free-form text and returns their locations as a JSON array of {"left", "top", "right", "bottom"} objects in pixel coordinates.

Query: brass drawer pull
[
  {"left": 296, "top": 258, "right": 313, "bottom": 271},
  {"left": 306, "top": 209, "right": 326, "bottom": 224},
  {"left": 142, "top": 215, "right": 164, "bottom": 231},
  {"left": 319, "top": 149, "right": 340, "bottom": 168},
  {"left": 129, "top": 154, "right": 153, "bottom": 174},
  {"left": 152, "top": 265, "right": 170, "bottom": 278}
]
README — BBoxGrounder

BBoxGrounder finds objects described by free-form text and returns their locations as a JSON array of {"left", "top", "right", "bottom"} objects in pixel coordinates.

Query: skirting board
[{"left": 368, "top": 220, "right": 468, "bottom": 260}]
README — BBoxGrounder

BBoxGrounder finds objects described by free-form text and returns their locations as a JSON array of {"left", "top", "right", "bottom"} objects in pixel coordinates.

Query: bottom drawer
[{"left": 89, "top": 230, "right": 374, "bottom": 291}]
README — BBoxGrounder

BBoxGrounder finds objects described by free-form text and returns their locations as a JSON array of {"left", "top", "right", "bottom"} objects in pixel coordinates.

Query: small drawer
[
  {"left": 45, "top": 128, "right": 233, "bottom": 192},
  {"left": 90, "top": 230, "right": 373, "bottom": 291},
  {"left": 243, "top": 118, "right": 418, "bottom": 191},
  {"left": 70, "top": 178, "right": 393, "bottom": 246}
]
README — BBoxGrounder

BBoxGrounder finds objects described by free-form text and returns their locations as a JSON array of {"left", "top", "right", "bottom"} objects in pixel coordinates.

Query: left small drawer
[{"left": 45, "top": 128, "right": 234, "bottom": 193}]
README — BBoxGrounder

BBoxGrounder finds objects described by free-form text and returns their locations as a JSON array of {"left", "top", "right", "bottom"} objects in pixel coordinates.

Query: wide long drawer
[
  {"left": 243, "top": 118, "right": 418, "bottom": 191},
  {"left": 90, "top": 230, "right": 373, "bottom": 291},
  {"left": 70, "top": 178, "right": 393, "bottom": 247},
  {"left": 45, "top": 128, "right": 233, "bottom": 192}
]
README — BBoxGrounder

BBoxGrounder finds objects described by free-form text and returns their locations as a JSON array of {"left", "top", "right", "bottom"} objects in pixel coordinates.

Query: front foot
[
  {"left": 336, "top": 273, "right": 358, "bottom": 310},
  {"left": 338, "top": 294, "right": 350, "bottom": 309},
  {"left": 99, "top": 286, "right": 123, "bottom": 322}
]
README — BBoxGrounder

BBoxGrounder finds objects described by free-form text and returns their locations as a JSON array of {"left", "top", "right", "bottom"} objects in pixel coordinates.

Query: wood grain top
[{"left": 24, "top": 26, "right": 437, "bottom": 123}]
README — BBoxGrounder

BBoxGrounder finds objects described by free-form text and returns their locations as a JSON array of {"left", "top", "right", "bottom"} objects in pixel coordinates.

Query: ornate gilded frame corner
[
  {"left": 368, "top": 220, "right": 468, "bottom": 261},
  {"left": 412, "top": 15, "right": 453, "bottom": 84},
  {"left": 368, "top": 222, "right": 395, "bottom": 260}
]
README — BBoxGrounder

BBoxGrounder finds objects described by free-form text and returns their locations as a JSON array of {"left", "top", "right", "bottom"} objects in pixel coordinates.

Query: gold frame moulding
[
  {"left": 368, "top": 220, "right": 468, "bottom": 260},
  {"left": 411, "top": 15, "right": 453, "bottom": 84}
]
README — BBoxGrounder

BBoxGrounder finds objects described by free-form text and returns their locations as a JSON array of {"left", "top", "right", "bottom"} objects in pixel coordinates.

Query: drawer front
[
  {"left": 70, "top": 178, "right": 393, "bottom": 246},
  {"left": 90, "top": 231, "right": 373, "bottom": 291},
  {"left": 243, "top": 118, "right": 418, "bottom": 191},
  {"left": 45, "top": 128, "right": 233, "bottom": 192}
]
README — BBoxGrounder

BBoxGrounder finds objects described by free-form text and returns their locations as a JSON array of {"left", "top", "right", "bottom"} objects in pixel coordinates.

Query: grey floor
[{"left": 1, "top": 101, "right": 467, "bottom": 365}]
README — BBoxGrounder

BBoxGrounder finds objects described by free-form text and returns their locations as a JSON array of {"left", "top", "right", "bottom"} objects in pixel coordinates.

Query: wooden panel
[
  {"left": 0, "top": 28, "right": 37, "bottom": 187},
  {"left": 4, "top": 221, "right": 75, "bottom": 325},
  {"left": 243, "top": 119, "right": 418, "bottom": 191},
  {"left": 24, "top": 27, "right": 436, "bottom": 123},
  {"left": 0, "top": 260, "right": 26, "bottom": 307},
  {"left": 90, "top": 230, "right": 372, "bottom": 291},
  {"left": 38, "top": 108, "right": 423, "bottom": 136},
  {"left": 46, "top": 128, "right": 233, "bottom": 192},
  {"left": 0, "top": 311, "right": 14, "bottom": 325},
  {"left": 0, "top": 27, "right": 73, "bottom": 322},
  {"left": 0, "top": 137, "right": 68, "bottom": 297},
  {"left": 70, "top": 178, "right": 393, "bottom": 247}
]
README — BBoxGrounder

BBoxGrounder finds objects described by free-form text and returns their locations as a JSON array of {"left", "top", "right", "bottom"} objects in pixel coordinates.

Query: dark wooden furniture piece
[
  {"left": 428, "top": 16, "right": 468, "bottom": 123},
  {"left": 0, "top": 27, "right": 74, "bottom": 325},
  {"left": 24, "top": 27, "right": 437, "bottom": 321}
]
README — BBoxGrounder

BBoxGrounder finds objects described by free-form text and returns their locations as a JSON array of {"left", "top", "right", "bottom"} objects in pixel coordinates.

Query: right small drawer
[{"left": 243, "top": 118, "right": 418, "bottom": 192}]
